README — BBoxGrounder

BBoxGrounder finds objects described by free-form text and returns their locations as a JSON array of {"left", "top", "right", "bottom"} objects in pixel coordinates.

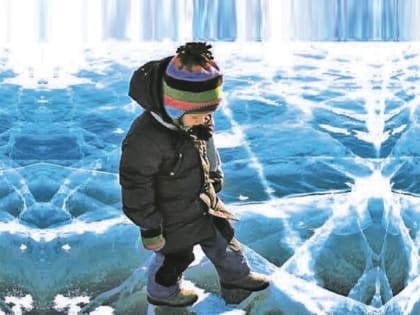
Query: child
[{"left": 119, "top": 42, "right": 269, "bottom": 307}]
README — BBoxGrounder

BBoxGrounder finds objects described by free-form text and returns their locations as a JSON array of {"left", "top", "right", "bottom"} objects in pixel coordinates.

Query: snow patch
[
  {"left": 5, "top": 295, "right": 33, "bottom": 315},
  {"left": 54, "top": 295, "right": 90, "bottom": 315}
]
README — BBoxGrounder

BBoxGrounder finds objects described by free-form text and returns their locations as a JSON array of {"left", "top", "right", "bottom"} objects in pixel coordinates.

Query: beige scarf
[{"left": 191, "top": 137, "right": 237, "bottom": 221}]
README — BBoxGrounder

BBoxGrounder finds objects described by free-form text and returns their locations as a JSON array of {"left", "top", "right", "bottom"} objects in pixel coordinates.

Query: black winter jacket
[{"left": 119, "top": 57, "right": 224, "bottom": 253}]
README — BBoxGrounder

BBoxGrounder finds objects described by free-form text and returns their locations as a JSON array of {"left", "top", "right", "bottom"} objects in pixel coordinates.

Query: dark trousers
[{"left": 147, "top": 229, "right": 250, "bottom": 299}]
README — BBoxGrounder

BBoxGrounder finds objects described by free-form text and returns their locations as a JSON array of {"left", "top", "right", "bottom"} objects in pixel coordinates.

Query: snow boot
[
  {"left": 220, "top": 272, "right": 270, "bottom": 291},
  {"left": 147, "top": 288, "right": 199, "bottom": 307}
]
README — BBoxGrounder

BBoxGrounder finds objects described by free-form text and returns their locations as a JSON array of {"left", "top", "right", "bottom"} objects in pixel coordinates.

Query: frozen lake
[{"left": 0, "top": 42, "right": 419, "bottom": 314}]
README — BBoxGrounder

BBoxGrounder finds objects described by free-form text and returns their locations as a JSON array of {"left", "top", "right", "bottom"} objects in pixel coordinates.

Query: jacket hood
[{"left": 128, "top": 56, "right": 174, "bottom": 123}]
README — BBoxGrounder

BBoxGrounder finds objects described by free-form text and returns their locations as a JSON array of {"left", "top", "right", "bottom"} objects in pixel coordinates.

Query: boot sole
[
  {"left": 147, "top": 295, "right": 198, "bottom": 308},
  {"left": 220, "top": 281, "right": 269, "bottom": 291}
]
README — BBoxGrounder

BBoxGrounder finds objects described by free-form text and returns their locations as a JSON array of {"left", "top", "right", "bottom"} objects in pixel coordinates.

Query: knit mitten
[{"left": 141, "top": 234, "right": 166, "bottom": 251}]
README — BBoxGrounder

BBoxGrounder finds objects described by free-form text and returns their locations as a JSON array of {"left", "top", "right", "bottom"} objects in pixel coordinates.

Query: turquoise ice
[
  {"left": 0, "top": 42, "right": 419, "bottom": 314},
  {"left": 0, "top": 1, "right": 419, "bottom": 314}
]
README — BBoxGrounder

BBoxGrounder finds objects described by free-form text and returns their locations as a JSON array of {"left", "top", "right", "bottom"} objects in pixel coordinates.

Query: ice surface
[{"left": 0, "top": 43, "right": 419, "bottom": 314}]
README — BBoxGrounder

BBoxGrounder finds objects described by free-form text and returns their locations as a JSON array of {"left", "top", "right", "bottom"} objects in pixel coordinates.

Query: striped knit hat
[{"left": 163, "top": 42, "right": 223, "bottom": 120}]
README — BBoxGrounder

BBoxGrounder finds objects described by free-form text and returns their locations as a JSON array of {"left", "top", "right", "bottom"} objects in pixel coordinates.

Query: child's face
[{"left": 181, "top": 112, "right": 213, "bottom": 128}]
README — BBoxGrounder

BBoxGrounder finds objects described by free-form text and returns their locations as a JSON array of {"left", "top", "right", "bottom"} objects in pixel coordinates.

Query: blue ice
[
  {"left": 0, "top": 42, "right": 419, "bottom": 314},
  {"left": 0, "top": 0, "right": 419, "bottom": 314}
]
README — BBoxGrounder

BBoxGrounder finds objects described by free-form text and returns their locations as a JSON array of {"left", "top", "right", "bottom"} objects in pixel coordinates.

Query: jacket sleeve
[
  {"left": 119, "top": 132, "right": 163, "bottom": 237},
  {"left": 207, "top": 137, "right": 224, "bottom": 193}
]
